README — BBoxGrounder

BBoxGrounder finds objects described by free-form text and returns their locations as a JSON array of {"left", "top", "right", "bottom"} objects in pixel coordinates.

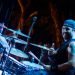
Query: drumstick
[
  {"left": 28, "top": 51, "right": 50, "bottom": 70},
  {"left": 28, "top": 51, "right": 40, "bottom": 62}
]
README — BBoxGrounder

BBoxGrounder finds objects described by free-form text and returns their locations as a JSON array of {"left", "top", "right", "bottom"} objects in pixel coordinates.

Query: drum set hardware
[
  {"left": 30, "top": 43, "right": 50, "bottom": 51},
  {"left": 1, "top": 24, "right": 50, "bottom": 51},
  {"left": 0, "top": 24, "right": 30, "bottom": 38},
  {"left": 0, "top": 24, "right": 49, "bottom": 75},
  {"left": 6, "top": 28, "right": 30, "bottom": 38},
  {"left": 5, "top": 35, "right": 27, "bottom": 45}
]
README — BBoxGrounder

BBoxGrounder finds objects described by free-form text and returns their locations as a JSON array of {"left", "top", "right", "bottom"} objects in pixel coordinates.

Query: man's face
[{"left": 62, "top": 26, "right": 73, "bottom": 41}]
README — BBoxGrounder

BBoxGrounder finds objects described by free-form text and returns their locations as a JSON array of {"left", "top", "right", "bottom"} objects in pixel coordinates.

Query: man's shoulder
[{"left": 68, "top": 41, "right": 75, "bottom": 55}]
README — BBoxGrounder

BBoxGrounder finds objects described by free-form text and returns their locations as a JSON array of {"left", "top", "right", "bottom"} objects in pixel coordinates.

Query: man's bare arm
[{"left": 57, "top": 42, "right": 75, "bottom": 71}]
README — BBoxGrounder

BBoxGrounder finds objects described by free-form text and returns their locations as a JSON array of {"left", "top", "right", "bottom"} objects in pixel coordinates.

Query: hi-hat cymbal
[
  {"left": 10, "top": 48, "right": 29, "bottom": 58},
  {"left": 6, "top": 28, "right": 30, "bottom": 38}
]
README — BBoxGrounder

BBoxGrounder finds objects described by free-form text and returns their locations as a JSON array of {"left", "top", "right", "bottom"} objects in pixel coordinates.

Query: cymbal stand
[{"left": 2, "top": 37, "right": 16, "bottom": 75}]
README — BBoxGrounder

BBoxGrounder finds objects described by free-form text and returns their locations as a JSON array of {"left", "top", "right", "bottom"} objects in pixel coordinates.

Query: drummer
[{"left": 0, "top": 23, "right": 10, "bottom": 60}]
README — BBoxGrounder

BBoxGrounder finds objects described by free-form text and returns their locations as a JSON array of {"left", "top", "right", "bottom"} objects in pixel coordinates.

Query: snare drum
[
  {"left": 21, "top": 61, "right": 48, "bottom": 75},
  {"left": 21, "top": 61, "right": 44, "bottom": 70}
]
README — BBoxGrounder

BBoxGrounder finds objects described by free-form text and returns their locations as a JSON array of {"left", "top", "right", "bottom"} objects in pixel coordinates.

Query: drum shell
[{"left": 4, "top": 56, "right": 26, "bottom": 74}]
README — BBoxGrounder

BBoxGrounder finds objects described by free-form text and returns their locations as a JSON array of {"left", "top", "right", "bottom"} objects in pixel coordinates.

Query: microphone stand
[
  {"left": 24, "top": 16, "right": 37, "bottom": 62},
  {"left": 25, "top": 16, "right": 37, "bottom": 48}
]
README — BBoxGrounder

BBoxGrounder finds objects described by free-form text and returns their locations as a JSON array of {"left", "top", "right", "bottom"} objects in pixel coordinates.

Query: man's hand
[
  {"left": 48, "top": 43, "right": 57, "bottom": 56},
  {"left": 40, "top": 62, "right": 51, "bottom": 71}
]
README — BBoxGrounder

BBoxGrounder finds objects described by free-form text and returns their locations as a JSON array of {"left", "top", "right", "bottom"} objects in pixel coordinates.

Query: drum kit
[{"left": 0, "top": 25, "right": 49, "bottom": 75}]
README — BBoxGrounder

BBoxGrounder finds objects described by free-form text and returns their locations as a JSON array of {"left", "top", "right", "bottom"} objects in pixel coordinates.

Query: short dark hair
[{"left": 63, "top": 19, "right": 75, "bottom": 29}]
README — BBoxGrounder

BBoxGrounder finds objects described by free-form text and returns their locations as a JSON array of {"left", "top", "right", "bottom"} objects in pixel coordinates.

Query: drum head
[{"left": 21, "top": 61, "right": 44, "bottom": 70}]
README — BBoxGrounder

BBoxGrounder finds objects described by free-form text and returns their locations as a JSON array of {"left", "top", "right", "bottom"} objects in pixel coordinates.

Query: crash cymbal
[
  {"left": 6, "top": 28, "right": 30, "bottom": 38},
  {"left": 10, "top": 48, "right": 29, "bottom": 58}
]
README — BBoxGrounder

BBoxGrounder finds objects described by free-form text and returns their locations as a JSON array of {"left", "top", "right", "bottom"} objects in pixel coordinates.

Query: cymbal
[
  {"left": 6, "top": 28, "right": 30, "bottom": 38},
  {"left": 5, "top": 35, "right": 28, "bottom": 44},
  {"left": 10, "top": 48, "right": 29, "bottom": 58},
  {"left": 6, "top": 35, "right": 27, "bottom": 44},
  {"left": 14, "top": 38, "right": 27, "bottom": 44},
  {"left": 30, "top": 43, "right": 50, "bottom": 51}
]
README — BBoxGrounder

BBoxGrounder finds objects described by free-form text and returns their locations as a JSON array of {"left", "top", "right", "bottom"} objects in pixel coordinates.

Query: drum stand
[{"left": 2, "top": 38, "right": 16, "bottom": 75}]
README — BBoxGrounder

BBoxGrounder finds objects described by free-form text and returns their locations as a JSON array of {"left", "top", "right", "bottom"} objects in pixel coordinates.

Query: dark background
[{"left": 0, "top": 0, "right": 75, "bottom": 62}]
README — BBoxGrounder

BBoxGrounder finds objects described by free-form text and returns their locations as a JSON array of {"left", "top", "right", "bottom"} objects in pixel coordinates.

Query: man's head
[
  {"left": 0, "top": 23, "right": 4, "bottom": 34},
  {"left": 62, "top": 19, "right": 75, "bottom": 41},
  {"left": 63, "top": 19, "right": 75, "bottom": 29}
]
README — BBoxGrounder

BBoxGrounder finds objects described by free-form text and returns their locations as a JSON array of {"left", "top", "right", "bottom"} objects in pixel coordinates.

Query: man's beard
[{"left": 63, "top": 32, "right": 72, "bottom": 40}]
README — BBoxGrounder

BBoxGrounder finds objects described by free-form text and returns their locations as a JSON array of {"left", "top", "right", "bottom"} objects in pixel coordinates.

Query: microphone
[
  {"left": 33, "top": 16, "right": 37, "bottom": 22},
  {"left": 28, "top": 16, "right": 37, "bottom": 36}
]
